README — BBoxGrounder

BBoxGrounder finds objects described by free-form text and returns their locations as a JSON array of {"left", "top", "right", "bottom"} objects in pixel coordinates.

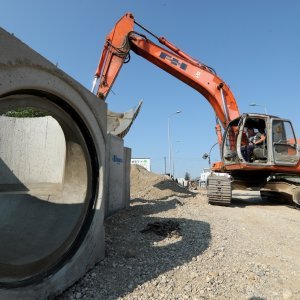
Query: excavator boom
[{"left": 94, "top": 13, "right": 240, "bottom": 132}]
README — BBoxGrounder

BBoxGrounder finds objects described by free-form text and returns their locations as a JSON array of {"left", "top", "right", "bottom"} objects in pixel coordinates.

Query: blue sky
[{"left": 2, "top": 1, "right": 300, "bottom": 178}]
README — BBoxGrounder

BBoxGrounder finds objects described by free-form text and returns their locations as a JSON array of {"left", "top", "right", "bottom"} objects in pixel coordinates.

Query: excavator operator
[{"left": 246, "top": 127, "right": 267, "bottom": 162}]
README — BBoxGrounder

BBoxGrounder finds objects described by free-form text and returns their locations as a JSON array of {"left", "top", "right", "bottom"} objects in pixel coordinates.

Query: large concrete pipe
[{"left": 0, "top": 28, "right": 107, "bottom": 298}]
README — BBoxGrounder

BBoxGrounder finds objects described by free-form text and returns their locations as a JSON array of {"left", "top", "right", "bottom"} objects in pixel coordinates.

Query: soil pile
[{"left": 130, "top": 164, "right": 193, "bottom": 200}]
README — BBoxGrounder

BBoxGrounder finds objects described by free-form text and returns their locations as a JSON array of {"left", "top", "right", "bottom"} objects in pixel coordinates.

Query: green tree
[{"left": 3, "top": 108, "right": 47, "bottom": 118}]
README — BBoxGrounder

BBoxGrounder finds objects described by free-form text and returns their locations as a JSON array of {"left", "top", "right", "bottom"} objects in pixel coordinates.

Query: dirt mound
[{"left": 130, "top": 164, "right": 193, "bottom": 200}]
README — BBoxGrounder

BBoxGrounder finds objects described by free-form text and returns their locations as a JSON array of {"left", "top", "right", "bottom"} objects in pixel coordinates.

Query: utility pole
[{"left": 168, "top": 110, "right": 181, "bottom": 176}]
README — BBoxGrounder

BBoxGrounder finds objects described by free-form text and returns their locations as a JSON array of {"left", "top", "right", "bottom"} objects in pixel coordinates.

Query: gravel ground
[{"left": 56, "top": 166, "right": 300, "bottom": 300}]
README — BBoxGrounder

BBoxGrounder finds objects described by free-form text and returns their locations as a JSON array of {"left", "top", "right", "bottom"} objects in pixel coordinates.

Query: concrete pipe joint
[{"left": 0, "top": 28, "right": 106, "bottom": 298}]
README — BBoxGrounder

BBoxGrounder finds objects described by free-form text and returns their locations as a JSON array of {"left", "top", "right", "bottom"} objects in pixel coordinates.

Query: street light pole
[
  {"left": 172, "top": 140, "right": 182, "bottom": 178},
  {"left": 168, "top": 110, "right": 181, "bottom": 176},
  {"left": 249, "top": 103, "right": 268, "bottom": 114},
  {"left": 208, "top": 142, "right": 218, "bottom": 167},
  {"left": 202, "top": 142, "right": 218, "bottom": 168}
]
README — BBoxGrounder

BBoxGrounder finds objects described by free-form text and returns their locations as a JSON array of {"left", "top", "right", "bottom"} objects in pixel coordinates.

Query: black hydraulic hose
[
  {"left": 134, "top": 20, "right": 217, "bottom": 75},
  {"left": 134, "top": 20, "right": 160, "bottom": 41}
]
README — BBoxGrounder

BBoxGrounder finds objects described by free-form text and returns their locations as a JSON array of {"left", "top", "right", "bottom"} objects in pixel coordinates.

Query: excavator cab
[{"left": 222, "top": 114, "right": 299, "bottom": 166}]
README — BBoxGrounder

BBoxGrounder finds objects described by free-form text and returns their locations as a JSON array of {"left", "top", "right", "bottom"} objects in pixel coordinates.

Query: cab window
[{"left": 272, "top": 120, "right": 298, "bottom": 165}]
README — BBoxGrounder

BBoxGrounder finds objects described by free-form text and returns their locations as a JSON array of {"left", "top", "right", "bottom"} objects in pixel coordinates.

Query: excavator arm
[{"left": 93, "top": 12, "right": 240, "bottom": 142}]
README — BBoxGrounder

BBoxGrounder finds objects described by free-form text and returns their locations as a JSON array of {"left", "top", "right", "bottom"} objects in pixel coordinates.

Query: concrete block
[
  {"left": 105, "top": 137, "right": 131, "bottom": 217},
  {"left": 106, "top": 134, "right": 125, "bottom": 217},
  {"left": 123, "top": 147, "right": 132, "bottom": 208}
]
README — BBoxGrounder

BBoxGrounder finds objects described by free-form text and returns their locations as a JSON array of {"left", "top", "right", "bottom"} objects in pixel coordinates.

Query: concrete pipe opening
[{"left": 0, "top": 92, "right": 99, "bottom": 288}]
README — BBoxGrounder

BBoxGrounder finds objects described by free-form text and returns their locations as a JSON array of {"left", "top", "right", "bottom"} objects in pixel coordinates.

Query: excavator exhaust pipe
[{"left": 0, "top": 28, "right": 110, "bottom": 298}]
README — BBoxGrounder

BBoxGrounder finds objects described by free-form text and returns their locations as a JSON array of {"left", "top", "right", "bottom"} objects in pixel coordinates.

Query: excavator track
[
  {"left": 207, "top": 175, "right": 232, "bottom": 206},
  {"left": 260, "top": 177, "right": 300, "bottom": 206},
  {"left": 260, "top": 190, "right": 300, "bottom": 210}
]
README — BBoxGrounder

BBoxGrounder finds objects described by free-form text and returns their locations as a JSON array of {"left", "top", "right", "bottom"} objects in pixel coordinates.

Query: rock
[
  {"left": 124, "top": 248, "right": 136, "bottom": 258},
  {"left": 282, "top": 289, "right": 293, "bottom": 299},
  {"left": 75, "top": 292, "right": 82, "bottom": 299}
]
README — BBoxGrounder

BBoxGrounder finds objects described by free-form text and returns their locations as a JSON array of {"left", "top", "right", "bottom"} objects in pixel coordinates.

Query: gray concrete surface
[
  {"left": 0, "top": 116, "right": 66, "bottom": 186},
  {"left": 124, "top": 147, "right": 132, "bottom": 209},
  {"left": 0, "top": 27, "right": 109, "bottom": 299},
  {"left": 106, "top": 135, "right": 131, "bottom": 217}
]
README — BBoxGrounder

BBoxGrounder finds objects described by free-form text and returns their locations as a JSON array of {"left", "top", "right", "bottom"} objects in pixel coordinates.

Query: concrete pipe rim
[{"left": 0, "top": 90, "right": 100, "bottom": 288}]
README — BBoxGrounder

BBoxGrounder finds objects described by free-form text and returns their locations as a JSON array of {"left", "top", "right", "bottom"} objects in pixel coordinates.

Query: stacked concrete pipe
[{"left": 0, "top": 28, "right": 112, "bottom": 299}]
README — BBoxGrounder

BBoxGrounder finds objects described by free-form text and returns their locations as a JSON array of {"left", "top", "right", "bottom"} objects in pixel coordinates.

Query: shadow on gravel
[
  {"left": 130, "top": 197, "right": 186, "bottom": 215},
  {"left": 66, "top": 198, "right": 211, "bottom": 300},
  {"left": 231, "top": 194, "right": 286, "bottom": 208}
]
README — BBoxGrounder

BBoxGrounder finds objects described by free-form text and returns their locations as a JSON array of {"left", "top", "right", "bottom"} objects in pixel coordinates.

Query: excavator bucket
[
  {"left": 93, "top": 13, "right": 141, "bottom": 138},
  {"left": 107, "top": 100, "right": 143, "bottom": 138}
]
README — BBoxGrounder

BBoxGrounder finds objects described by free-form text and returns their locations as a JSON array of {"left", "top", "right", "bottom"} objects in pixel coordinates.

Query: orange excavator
[{"left": 93, "top": 13, "right": 300, "bottom": 206}]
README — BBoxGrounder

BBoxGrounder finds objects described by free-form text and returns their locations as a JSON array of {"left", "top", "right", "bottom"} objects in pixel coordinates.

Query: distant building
[
  {"left": 199, "top": 168, "right": 230, "bottom": 187},
  {"left": 177, "top": 177, "right": 188, "bottom": 187},
  {"left": 131, "top": 158, "right": 151, "bottom": 171},
  {"left": 199, "top": 168, "right": 211, "bottom": 187}
]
